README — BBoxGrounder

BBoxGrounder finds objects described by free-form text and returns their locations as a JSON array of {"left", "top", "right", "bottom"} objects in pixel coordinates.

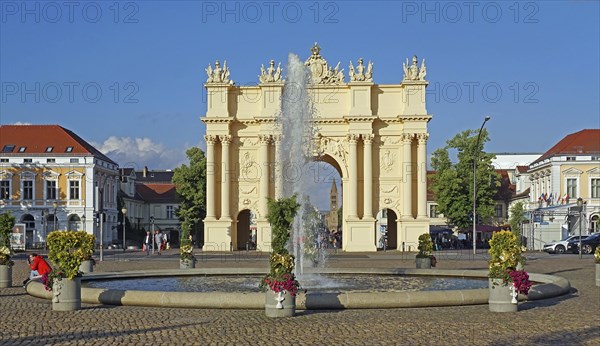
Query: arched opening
[
  {"left": 21, "top": 214, "right": 35, "bottom": 248},
  {"left": 68, "top": 214, "right": 81, "bottom": 232},
  {"left": 590, "top": 214, "right": 599, "bottom": 233},
  {"left": 47, "top": 214, "right": 58, "bottom": 232},
  {"left": 375, "top": 208, "right": 398, "bottom": 250},
  {"left": 235, "top": 209, "right": 256, "bottom": 250}
]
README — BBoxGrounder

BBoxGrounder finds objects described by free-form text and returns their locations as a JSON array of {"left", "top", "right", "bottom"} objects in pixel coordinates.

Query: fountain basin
[{"left": 25, "top": 268, "right": 571, "bottom": 310}]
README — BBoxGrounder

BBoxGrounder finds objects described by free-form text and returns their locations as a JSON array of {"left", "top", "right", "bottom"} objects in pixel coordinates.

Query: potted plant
[
  {"left": 0, "top": 212, "right": 15, "bottom": 288},
  {"left": 260, "top": 195, "right": 301, "bottom": 318},
  {"left": 595, "top": 246, "right": 600, "bottom": 287},
  {"left": 488, "top": 230, "right": 532, "bottom": 312},
  {"left": 78, "top": 254, "right": 96, "bottom": 274},
  {"left": 180, "top": 226, "right": 196, "bottom": 269},
  {"left": 415, "top": 233, "right": 436, "bottom": 269},
  {"left": 46, "top": 230, "right": 96, "bottom": 311}
]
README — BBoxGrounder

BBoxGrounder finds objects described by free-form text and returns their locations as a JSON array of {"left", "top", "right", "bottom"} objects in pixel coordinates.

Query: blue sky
[{"left": 1, "top": 1, "right": 599, "bottom": 209}]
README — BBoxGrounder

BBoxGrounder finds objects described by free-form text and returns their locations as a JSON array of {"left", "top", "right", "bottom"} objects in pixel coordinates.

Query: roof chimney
[{"left": 143, "top": 166, "right": 148, "bottom": 177}]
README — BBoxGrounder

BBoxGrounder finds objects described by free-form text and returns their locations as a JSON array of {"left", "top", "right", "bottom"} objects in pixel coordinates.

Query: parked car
[
  {"left": 543, "top": 235, "right": 588, "bottom": 254},
  {"left": 566, "top": 233, "right": 600, "bottom": 254}
]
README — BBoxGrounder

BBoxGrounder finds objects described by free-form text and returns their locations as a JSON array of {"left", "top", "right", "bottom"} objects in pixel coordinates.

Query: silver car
[{"left": 543, "top": 235, "right": 588, "bottom": 254}]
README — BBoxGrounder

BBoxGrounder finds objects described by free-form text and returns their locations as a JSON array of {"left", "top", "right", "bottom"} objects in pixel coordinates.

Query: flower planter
[
  {"left": 596, "top": 263, "right": 600, "bottom": 287},
  {"left": 180, "top": 259, "right": 196, "bottom": 269},
  {"left": 52, "top": 277, "right": 82, "bottom": 311},
  {"left": 0, "top": 264, "right": 12, "bottom": 288},
  {"left": 265, "top": 289, "right": 296, "bottom": 318},
  {"left": 415, "top": 257, "right": 431, "bottom": 269},
  {"left": 79, "top": 260, "right": 94, "bottom": 274},
  {"left": 488, "top": 278, "right": 518, "bottom": 313}
]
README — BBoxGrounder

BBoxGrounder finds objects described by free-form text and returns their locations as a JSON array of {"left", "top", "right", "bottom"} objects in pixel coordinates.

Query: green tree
[
  {"left": 430, "top": 129, "right": 499, "bottom": 229},
  {"left": 509, "top": 202, "right": 526, "bottom": 244},
  {"left": 0, "top": 212, "right": 16, "bottom": 249},
  {"left": 172, "top": 147, "right": 207, "bottom": 245}
]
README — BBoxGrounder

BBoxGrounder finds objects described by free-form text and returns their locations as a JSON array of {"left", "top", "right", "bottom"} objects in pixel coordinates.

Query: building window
[
  {"left": 592, "top": 178, "right": 600, "bottom": 199},
  {"left": 46, "top": 180, "right": 57, "bottom": 200},
  {"left": 24, "top": 158, "right": 33, "bottom": 163},
  {"left": 566, "top": 156, "right": 576, "bottom": 161},
  {"left": 65, "top": 146, "right": 73, "bottom": 153},
  {"left": 0, "top": 158, "right": 7, "bottom": 163},
  {"left": 0, "top": 180, "right": 10, "bottom": 199},
  {"left": 166, "top": 205, "right": 175, "bottom": 219},
  {"left": 18, "top": 146, "right": 27, "bottom": 152},
  {"left": 70, "top": 158, "right": 79, "bottom": 163},
  {"left": 495, "top": 204, "right": 504, "bottom": 218},
  {"left": 45, "top": 146, "right": 54, "bottom": 152},
  {"left": 22, "top": 180, "right": 33, "bottom": 200},
  {"left": 2, "top": 145, "right": 15, "bottom": 153},
  {"left": 567, "top": 178, "right": 578, "bottom": 198},
  {"left": 429, "top": 205, "right": 439, "bottom": 218},
  {"left": 47, "top": 158, "right": 56, "bottom": 163},
  {"left": 69, "top": 180, "right": 80, "bottom": 200}
]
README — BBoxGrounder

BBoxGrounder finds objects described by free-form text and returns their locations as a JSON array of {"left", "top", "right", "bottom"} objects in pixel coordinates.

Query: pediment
[
  {"left": 66, "top": 170, "right": 84, "bottom": 178},
  {"left": 586, "top": 167, "right": 600, "bottom": 176},
  {"left": 43, "top": 170, "right": 60, "bottom": 179},
  {"left": 562, "top": 167, "right": 583, "bottom": 175}
]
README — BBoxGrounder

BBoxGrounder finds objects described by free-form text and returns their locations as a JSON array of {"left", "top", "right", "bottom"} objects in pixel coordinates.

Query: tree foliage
[
  {"left": 0, "top": 212, "right": 15, "bottom": 249},
  {"left": 430, "top": 129, "right": 499, "bottom": 229},
  {"left": 509, "top": 202, "right": 526, "bottom": 244},
  {"left": 172, "top": 147, "right": 207, "bottom": 243}
]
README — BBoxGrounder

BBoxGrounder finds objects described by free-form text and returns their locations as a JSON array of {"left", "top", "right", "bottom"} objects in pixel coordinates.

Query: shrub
[{"left": 47, "top": 231, "right": 95, "bottom": 280}]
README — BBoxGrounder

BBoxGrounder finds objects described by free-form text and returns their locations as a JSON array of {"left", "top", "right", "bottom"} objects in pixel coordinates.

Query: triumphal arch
[{"left": 202, "top": 44, "right": 430, "bottom": 252}]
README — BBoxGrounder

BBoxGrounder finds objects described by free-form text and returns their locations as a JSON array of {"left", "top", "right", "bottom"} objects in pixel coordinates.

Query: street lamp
[
  {"left": 52, "top": 201, "right": 58, "bottom": 231},
  {"left": 81, "top": 215, "right": 86, "bottom": 232},
  {"left": 150, "top": 216, "right": 155, "bottom": 255},
  {"left": 577, "top": 197, "right": 583, "bottom": 259},
  {"left": 122, "top": 207, "right": 127, "bottom": 251},
  {"left": 473, "top": 115, "right": 491, "bottom": 255}
]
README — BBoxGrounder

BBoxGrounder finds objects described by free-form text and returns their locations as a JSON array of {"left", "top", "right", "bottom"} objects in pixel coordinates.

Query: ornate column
[
  {"left": 417, "top": 133, "right": 429, "bottom": 219},
  {"left": 259, "top": 135, "right": 270, "bottom": 218},
  {"left": 274, "top": 135, "right": 283, "bottom": 199},
  {"left": 220, "top": 135, "right": 232, "bottom": 220},
  {"left": 348, "top": 134, "right": 359, "bottom": 219},
  {"left": 204, "top": 135, "right": 217, "bottom": 219},
  {"left": 402, "top": 133, "right": 414, "bottom": 219},
  {"left": 363, "top": 134, "right": 374, "bottom": 219}
]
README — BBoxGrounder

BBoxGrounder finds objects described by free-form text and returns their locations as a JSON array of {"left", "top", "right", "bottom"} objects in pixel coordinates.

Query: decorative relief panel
[
  {"left": 380, "top": 150, "right": 396, "bottom": 173},
  {"left": 317, "top": 135, "right": 348, "bottom": 167}
]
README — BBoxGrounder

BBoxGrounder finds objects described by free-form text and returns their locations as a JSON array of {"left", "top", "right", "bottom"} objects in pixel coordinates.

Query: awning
[
  {"left": 458, "top": 225, "right": 503, "bottom": 233},
  {"left": 429, "top": 225, "right": 453, "bottom": 235}
]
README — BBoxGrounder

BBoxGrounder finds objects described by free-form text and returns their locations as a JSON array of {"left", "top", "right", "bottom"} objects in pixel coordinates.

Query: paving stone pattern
[{"left": 1, "top": 250, "right": 598, "bottom": 345}]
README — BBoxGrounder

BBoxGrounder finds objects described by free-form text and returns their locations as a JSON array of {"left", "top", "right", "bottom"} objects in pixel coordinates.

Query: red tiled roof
[
  {"left": 531, "top": 129, "right": 600, "bottom": 165},
  {"left": 0, "top": 124, "right": 117, "bottom": 164},
  {"left": 136, "top": 183, "right": 177, "bottom": 203},
  {"left": 516, "top": 165, "right": 529, "bottom": 173}
]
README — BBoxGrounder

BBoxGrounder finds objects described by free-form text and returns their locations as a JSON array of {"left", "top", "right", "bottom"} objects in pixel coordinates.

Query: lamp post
[
  {"left": 577, "top": 197, "right": 583, "bottom": 259},
  {"left": 52, "top": 201, "right": 58, "bottom": 231},
  {"left": 122, "top": 207, "right": 127, "bottom": 251},
  {"left": 81, "top": 215, "right": 86, "bottom": 232},
  {"left": 473, "top": 115, "right": 491, "bottom": 255}
]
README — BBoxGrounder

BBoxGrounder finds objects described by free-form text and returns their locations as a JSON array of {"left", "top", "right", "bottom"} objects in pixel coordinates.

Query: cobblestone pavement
[{"left": 1, "top": 249, "right": 598, "bottom": 345}]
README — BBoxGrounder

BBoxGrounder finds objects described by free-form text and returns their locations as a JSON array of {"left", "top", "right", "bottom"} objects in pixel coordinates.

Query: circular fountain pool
[{"left": 84, "top": 274, "right": 489, "bottom": 293}]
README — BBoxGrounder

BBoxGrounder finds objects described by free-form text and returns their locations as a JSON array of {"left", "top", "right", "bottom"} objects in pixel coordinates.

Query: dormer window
[
  {"left": 45, "top": 146, "right": 54, "bottom": 153},
  {"left": 65, "top": 146, "right": 73, "bottom": 153},
  {"left": 18, "top": 146, "right": 27, "bottom": 152}
]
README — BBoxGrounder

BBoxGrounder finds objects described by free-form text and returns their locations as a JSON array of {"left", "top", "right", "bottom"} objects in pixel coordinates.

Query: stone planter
[
  {"left": 52, "top": 277, "right": 82, "bottom": 311},
  {"left": 0, "top": 264, "right": 12, "bottom": 288},
  {"left": 265, "top": 289, "right": 296, "bottom": 317},
  {"left": 415, "top": 257, "right": 432, "bottom": 269},
  {"left": 180, "top": 258, "right": 196, "bottom": 269},
  {"left": 488, "top": 278, "right": 518, "bottom": 312},
  {"left": 79, "top": 260, "right": 94, "bottom": 274},
  {"left": 596, "top": 263, "right": 600, "bottom": 287}
]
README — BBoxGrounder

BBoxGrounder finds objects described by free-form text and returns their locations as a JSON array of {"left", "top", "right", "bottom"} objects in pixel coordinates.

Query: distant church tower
[{"left": 327, "top": 179, "right": 339, "bottom": 233}]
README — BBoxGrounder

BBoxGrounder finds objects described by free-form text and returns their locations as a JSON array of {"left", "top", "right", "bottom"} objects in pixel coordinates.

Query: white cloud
[
  {"left": 12, "top": 122, "right": 32, "bottom": 125},
  {"left": 92, "top": 136, "right": 188, "bottom": 170}
]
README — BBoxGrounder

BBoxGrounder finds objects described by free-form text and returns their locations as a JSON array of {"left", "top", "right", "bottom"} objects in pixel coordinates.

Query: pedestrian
[
  {"left": 144, "top": 231, "right": 152, "bottom": 256},
  {"left": 154, "top": 230, "right": 163, "bottom": 255},
  {"left": 163, "top": 232, "right": 169, "bottom": 250},
  {"left": 23, "top": 253, "right": 52, "bottom": 288}
]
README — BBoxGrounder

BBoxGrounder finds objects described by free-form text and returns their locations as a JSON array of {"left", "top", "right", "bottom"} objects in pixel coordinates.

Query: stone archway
[{"left": 202, "top": 44, "right": 430, "bottom": 252}]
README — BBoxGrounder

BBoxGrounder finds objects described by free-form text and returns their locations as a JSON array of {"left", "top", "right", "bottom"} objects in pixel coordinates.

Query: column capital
[
  {"left": 259, "top": 134, "right": 271, "bottom": 144},
  {"left": 273, "top": 134, "right": 282, "bottom": 144},
  {"left": 416, "top": 133, "right": 429, "bottom": 143},
  {"left": 204, "top": 134, "right": 218, "bottom": 145},
  {"left": 362, "top": 134, "right": 374, "bottom": 144},
  {"left": 347, "top": 133, "right": 360, "bottom": 143},
  {"left": 220, "top": 134, "right": 232, "bottom": 144},
  {"left": 401, "top": 133, "right": 414, "bottom": 143}
]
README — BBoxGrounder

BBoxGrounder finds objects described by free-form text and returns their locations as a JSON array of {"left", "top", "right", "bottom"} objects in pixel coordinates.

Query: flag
[
  {"left": 565, "top": 193, "right": 570, "bottom": 204},
  {"left": 548, "top": 193, "right": 553, "bottom": 205},
  {"left": 543, "top": 193, "right": 547, "bottom": 202}
]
